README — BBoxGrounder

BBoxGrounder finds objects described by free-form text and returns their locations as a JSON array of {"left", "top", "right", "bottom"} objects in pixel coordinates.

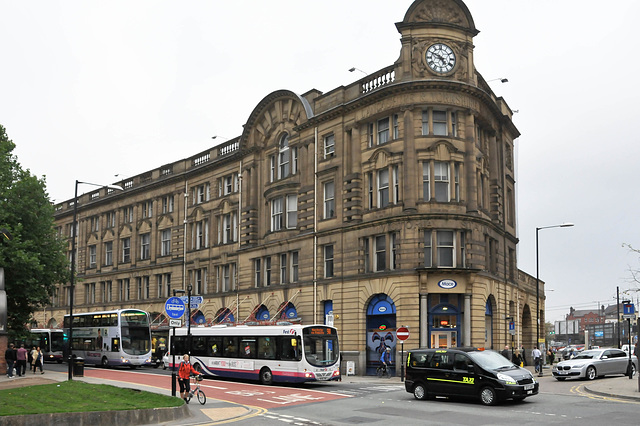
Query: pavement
[
  {"left": 0, "top": 369, "right": 257, "bottom": 425},
  {"left": 1, "top": 366, "right": 640, "bottom": 425}
]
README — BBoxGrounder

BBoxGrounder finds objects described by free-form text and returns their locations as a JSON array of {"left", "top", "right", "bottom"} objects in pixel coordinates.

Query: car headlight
[
  {"left": 572, "top": 364, "right": 585, "bottom": 369},
  {"left": 497, "top": 372, "right": 517, "bottom": 384}
]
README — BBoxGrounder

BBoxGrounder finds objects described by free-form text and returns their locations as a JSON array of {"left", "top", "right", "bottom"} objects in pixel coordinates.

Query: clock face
[{"left": 426, "top": 43, "right": 456, "bottom": 74}]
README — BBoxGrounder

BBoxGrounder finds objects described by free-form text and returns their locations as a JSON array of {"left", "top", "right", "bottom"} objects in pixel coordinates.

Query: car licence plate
[
  {"left": 524, "top": 384, "right": 534, "bottom": 390},
  {"left": 558, "top": 371, "right": 568, "bottom": 375}
]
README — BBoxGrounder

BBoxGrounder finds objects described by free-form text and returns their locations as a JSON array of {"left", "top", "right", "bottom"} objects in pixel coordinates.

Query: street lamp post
[
  {"left": 67, "top": 180, "right": 123, "bottom": 381},
  {"left": 171, "top": 289, "right": 185, "bottom": 396},
  {"left": 187, "top": 284, "right": 192, "bottom": 357},
  {"left": 535, "top": 222, "right": 574, "bottom": 377}
]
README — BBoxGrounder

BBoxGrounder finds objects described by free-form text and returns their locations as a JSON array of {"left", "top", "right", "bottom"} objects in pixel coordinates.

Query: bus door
[{"left": 111, "top": 338, "right": 120, "bottom": 353}]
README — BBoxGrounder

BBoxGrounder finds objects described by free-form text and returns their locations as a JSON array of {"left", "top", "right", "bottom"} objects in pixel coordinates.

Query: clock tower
[{"left": 395, "top": 0, "right": 479, "bottom": 83}]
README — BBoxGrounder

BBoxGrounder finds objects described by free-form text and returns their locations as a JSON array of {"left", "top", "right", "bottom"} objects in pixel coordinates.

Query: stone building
[{"left": 40, "top": 0, "right": 543, "bottom": 375}]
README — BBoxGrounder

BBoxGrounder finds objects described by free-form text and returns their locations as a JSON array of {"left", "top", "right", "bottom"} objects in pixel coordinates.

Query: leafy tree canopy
[{"left": 0, "top": 124, "right": 70, "bottom": 340}]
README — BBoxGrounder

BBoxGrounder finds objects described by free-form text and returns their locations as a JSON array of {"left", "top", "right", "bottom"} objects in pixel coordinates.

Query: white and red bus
[
  {"left": 169, "top": 324, "right": 340, "bottom": 384},
  {"left": 26, "top": 329, "right": 65, "bottom": 363}
]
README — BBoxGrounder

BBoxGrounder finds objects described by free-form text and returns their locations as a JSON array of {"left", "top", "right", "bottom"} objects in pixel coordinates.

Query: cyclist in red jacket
[{"left": 178, "top": 354, "right": 201, "bottom": 403}]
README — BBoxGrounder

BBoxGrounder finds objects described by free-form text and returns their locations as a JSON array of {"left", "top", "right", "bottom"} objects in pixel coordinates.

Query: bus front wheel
[
  {"left": 101, "top": 357, "right": 109, "bottom": 368},
  {"left": 259, "top": 367, "right": 273, "bottom": 385}
]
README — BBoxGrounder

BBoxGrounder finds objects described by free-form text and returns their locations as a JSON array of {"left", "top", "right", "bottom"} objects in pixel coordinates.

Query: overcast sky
[{"left": 2, "top": 0, "right": 640, "bottom": 323}]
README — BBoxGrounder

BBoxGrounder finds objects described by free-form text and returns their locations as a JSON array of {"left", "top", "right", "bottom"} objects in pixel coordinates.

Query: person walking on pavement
[
  {"left": 520, "top": 345, "right": 527, "bottom": 366},
  {"left": 4, "top": 343, "right": 17, "bottom": 378},
  {"left": 501, "top": 345, "right": 510, "bottom": 359},
  {"left": 532, "top": 346, "right": 542, "bottom": 376},
  {"left": 16, "top": 344, "right": 27, "bottom": 376},
  {"left": 512, "top": 349, "right": 524, "bottom": 367},
  {"left": 28, "top": 346, "right": 35, "bottom": 371},
  {"left": 32, "top": 346, "right": 44, "bottom": 374}
]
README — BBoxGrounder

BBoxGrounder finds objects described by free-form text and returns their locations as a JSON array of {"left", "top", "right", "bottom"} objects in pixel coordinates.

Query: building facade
[{"left": 40, "top": 0, "right": 543, "bottom": 375}]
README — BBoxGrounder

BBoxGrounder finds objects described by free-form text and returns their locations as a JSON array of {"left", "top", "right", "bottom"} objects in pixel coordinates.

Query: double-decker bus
[
  {"left": 63, "top": 309, "right": 153, "bottom": 368},
  {"left": 26, "top": 329, "right": 65, "bottom": 363},
  {"left": 169, "top": 324, "right": 340, "bottom": 384}
]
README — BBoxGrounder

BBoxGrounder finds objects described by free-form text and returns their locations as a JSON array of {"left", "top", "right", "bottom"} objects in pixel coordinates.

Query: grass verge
[{"left": 0, "top": 381, "right": 183, "bottom": 416}]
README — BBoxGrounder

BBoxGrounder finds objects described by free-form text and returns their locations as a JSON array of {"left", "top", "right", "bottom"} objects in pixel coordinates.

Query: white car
[
  {"left": 552, "top": 348, "right": 637, "bottom": 381},
  {"left": 162, "top": 353, "right": 175, "bottom": 370}
]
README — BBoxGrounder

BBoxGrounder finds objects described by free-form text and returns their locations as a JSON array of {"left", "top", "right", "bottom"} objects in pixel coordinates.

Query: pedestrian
[
  {"left": 28, "top": 346, "right": 34, "bottom": 371},
  {"left": 532, "top": 346, "right": 542, "bottom": 376},
  {"left": 500, "top": 345, "right": 510, "bottom": 359},
  {"left": 177, "top": 354, "right": 202, "bottom": 403},
  {"left": 4, "top": 343, "right": 17, "bottom": 378},
  {"left": 634, "top": 341, "right": 639, "bottom": 358},
  {"left": 16, "top": 344, "right": 28, "bottom": 376},
  {"left": 32, "top": 346, "right": 44, "bottom": 374},
  {"left": 512, "top": 349, "right": 524, "bottom": 367},
  {"left": 520, "top": 345, "right": 527, "bottom": 366},
  {"left": 547, "top": 348, "right": 554, "bottom": 366}
]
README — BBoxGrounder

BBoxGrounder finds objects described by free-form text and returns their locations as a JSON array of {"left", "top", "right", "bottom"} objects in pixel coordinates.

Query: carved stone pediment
[{"left": 412, "top": 0, "right": 468, "bottom": 26}]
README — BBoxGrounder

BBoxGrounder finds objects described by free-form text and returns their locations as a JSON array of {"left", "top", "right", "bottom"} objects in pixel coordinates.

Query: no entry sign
[{"left": 396, "top": 327, "right": 410, "bottom": 341}]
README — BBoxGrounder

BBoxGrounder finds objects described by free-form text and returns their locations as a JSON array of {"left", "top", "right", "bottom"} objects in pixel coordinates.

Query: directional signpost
[
  {"left": 396, "top": 327, "right": 410, "bottom": 382},
  {"left": 180, "top": 296, "right": 203, "bottom": 310},
  {"left": 165, "top": 296, "right": 186, "bottom": 397},
  {"left": 623, "top": 302, "right": 635, "bottom": 379}
]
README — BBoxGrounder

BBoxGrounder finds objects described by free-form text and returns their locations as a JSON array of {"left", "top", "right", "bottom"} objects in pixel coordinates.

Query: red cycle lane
[{"left": 82, "top": 369, "right": 351, "bottom": 410}]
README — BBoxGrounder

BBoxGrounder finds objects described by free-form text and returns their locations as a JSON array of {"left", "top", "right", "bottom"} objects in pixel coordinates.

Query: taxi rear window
[
  {"left": 409, "top": 352, "right": 430, "bottom": 367},
  {"left": 409, "top": 351, "right": 455, "bottom": 369}
]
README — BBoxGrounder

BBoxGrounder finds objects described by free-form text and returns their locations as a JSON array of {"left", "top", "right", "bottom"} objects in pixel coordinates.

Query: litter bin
[
  {"left": 73, "top": 357, "right": 84, "bottom": 377},
  {"left": 346, "top": 361, "right": 355, "bottom": 376}
]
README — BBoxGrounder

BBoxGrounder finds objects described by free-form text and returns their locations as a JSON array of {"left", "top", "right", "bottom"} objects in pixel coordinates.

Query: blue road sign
[
  {"left": 165, "top": 297, "right": 186, "bottom": 319},
  {"left": 180, "top": 296, "right": 203, "bottom": 309},
  {"left": 623, "top": 303, "right": 635, "bottom": 315}
]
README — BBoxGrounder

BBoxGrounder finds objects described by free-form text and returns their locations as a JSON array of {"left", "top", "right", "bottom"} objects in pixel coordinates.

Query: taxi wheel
[
  {"left": 479, "top": 386, "right": 497, "bottom": 406},
  {"left": 413, "top": 383, "right": 428, "bottom": 400},
  {"left": 585, "top": 366, "right": 597, "bottom": 380}
]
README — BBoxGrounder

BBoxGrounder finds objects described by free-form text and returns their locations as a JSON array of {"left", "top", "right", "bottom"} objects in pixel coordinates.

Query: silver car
[{"left": 552, "top": 348, "right": 638, "bottom": 381}]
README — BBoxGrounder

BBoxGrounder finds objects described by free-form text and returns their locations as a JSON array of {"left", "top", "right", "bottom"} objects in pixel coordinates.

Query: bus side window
[
  {"left": 223, "top": 337, "right": 238, "bottom": 358},
  {"left": 239, "top": 338, "right": 257, "bottom": 359},
  {"left": 279, "top": 336, "right": 302, "bottom": 361},
  {"left": 111, "top": 338, "right": 119, "bottom": 352},
  {"left": 207, "top": 336, "right": 222, "bottom": 357},
  {"left": 258, "top": 337, "right": 276, "bottom": 360},
  {"left": 192, "top": 336, "right": 207, "bottom": 356}
]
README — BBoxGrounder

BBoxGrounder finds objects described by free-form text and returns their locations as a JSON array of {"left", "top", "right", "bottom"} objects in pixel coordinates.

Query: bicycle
[
  {"left": 376, "top": 364, "right": 391, "bottom": 378},
  {"left": 187, "top": 374, "right": 206, "bottom": 405}
]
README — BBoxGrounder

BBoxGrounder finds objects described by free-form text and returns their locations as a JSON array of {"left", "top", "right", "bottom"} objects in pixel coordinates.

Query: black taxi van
[{"left": 405, "top": 347, "right": 538, "bottom": 405}]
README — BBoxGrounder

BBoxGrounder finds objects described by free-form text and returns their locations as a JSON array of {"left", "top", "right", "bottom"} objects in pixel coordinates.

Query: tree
[
  {"left": 0, "top": 124, "right": 70, "bottom": 339},
  {"left": 623, "top": 243, "right": 640, "bottom": 285}
]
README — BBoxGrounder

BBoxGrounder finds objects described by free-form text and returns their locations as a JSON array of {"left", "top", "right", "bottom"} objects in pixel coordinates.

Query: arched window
[{"left": 278, "top": 134, "right": 290, "bottom": 179}]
